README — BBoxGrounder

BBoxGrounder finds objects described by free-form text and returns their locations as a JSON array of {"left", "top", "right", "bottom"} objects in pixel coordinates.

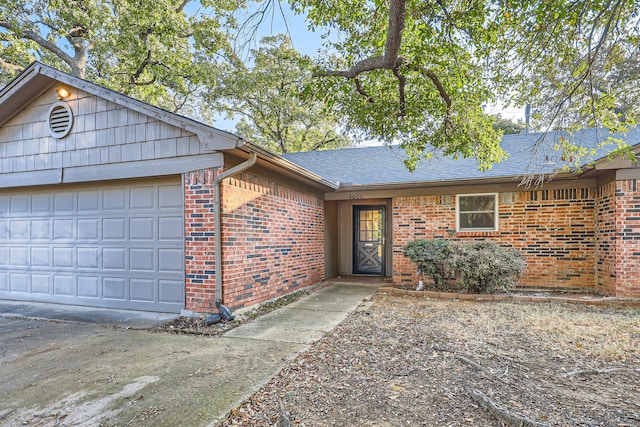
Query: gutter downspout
[{"left": 213, "top": 152, "right": 257, "bottom": 321}]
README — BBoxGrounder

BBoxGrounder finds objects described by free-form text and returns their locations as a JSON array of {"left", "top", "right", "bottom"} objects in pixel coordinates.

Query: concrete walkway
[{"left": 0, "top": 281, "right": 378, "bottom": 426}]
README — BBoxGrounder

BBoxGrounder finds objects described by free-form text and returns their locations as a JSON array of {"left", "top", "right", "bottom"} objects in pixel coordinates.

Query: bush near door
[{"left": 403, "top": 239, "right": 527, "bottom": 293}]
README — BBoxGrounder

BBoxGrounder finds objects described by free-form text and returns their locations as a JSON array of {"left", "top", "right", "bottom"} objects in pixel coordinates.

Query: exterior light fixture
[{"left": 56, "top": 87, "right": 70, "bottom": 100}]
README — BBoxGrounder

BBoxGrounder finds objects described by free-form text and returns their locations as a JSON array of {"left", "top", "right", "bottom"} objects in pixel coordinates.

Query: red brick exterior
[
  {"left": 393, "top": 189, "right": 597, "bottom": 291},
  {"left": 184, "top": 168, "right": 325, "bottom": 313},
  {"left": 184, "top": 169, "right": 217, "bottom": 312},
  {"left": 183, "top": 167, "right": 639, "bottom": 312},
  {"left": 596, "top": 180, "right": 640, "bottom": 298},
  {"left": 595, "top": 182, "right": 617, "bottom": 295}
]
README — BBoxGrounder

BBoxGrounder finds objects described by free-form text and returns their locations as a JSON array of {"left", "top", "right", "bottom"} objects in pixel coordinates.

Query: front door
[{"left": 353, "top": 206, "right": 385, "bottom": 275}]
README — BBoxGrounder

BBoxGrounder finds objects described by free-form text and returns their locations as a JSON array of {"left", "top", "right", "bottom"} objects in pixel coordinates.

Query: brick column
[
  {"left": 184, "top": 168, "right": 218, "bottom": 312},
  {"left": 612, "top": 180, "right": 640, "bottom": 297}
]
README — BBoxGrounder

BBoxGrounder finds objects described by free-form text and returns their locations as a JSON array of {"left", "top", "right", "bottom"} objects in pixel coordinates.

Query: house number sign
[{"left": 349, "top": 193, "right": 365, "bottom": 199}]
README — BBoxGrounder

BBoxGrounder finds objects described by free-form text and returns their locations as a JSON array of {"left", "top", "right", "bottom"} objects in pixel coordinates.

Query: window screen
[{"left": 457, "top": 194, "right": 498, "bottom": 231}]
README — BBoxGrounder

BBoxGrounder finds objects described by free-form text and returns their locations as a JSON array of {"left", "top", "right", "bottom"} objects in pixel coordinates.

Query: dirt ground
[{"left": 222, "top": 293, "right": 640, "bottom": 427}]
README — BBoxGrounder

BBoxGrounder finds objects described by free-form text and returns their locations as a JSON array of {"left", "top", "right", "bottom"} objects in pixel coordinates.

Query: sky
[{"left": 233, "top": 1, "right": 329, "bottom": 58}]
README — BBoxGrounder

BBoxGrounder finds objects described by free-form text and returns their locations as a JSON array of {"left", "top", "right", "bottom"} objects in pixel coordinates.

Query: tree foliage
[
  {"left": 289, "top": 0, "right": 640, "bottom": 170},
  {"left": 491, "top": 114, "right": 526, "bottom": 135},
  {"left": 0, "top": 0, "right": 238, "bottom": 115},
  {"left": 209, "top": 35, "right": 351, "bottom": 153}
]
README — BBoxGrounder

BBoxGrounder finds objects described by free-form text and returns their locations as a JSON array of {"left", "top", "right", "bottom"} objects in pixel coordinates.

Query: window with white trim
[{"left": 456, "top": 193, "right": 498, "bottom": 231}]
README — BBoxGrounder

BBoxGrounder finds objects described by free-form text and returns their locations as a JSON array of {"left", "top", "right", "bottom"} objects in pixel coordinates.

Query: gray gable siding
[
  {"left": 0, "top": 88, "right": 209, "bottom": 174},
  {"left": 1, "top": 87, "right": 223, "bottom": 188}
]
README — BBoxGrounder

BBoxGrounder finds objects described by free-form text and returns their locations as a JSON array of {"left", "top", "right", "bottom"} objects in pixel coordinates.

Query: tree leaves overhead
[
  {"left": 501, "top": 1, "right": 639, "bottom": 132},
  {"left": 291, "top": 0, "right": 640, "bottom": 170},
  {"left": 209, "top": 34, "right": 351, "bottom": 153},
  {"left": 0, "top": 0, "right": 238, "bottom": 114}
]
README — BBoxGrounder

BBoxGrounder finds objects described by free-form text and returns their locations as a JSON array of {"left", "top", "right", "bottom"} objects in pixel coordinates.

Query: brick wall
[
  {"left": 392, "top": 189, "right": 596, "bottom": 291},
  {"left": 184, "top": 168, "right": 217, "bottom": 312},
  {"left": 184, "top": 168, "right": 325, "bottom": 313},
  {"left": 612, "top": 180, "right": 640, "bottom": 297},
  {"left": 393, "top": 195, "right": 455, "bottom": 284},
  {"left": 595, "top": 181, "right": 616, "bottom": 295}
]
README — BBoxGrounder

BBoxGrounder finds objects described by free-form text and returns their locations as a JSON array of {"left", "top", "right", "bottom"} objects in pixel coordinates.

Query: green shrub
[
  {"left": 403, "top": 239, "right": 452, "bottom": 289},
  {"left": 403, "top": 239, "right": 527, "bottom": 293},
  {"left": 450, "top": 241, "right": 527, "bottom": 293}
]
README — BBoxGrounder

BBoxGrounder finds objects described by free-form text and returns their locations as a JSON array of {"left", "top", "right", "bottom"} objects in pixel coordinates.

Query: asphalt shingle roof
[{"left": 282, "top": 129, "right": 640, "bottom": 186}]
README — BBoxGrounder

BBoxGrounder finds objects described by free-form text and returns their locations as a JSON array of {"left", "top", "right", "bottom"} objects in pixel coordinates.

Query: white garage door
[{"left": 0, "top": 178, "right": 184, "bottom": 313}]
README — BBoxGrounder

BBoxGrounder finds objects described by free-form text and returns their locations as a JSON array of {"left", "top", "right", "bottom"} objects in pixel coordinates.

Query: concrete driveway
[{"left": 0, "top": 282, "right": 378, "bottom": 426}]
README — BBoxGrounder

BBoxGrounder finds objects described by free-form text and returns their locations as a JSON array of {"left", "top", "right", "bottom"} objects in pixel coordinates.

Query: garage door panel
[
  {"left": 10, "top": 220, "right": 28, "bottom": 240},
  {"left": 0, "top": 220, "right": 7, "bottom": 239},
  {"left": 78, "top": 276, "right": 100, "bottom": 298},
  {"left": 78, "top": 219, "right": 99, "bottom": 240},
  {"left": 10, "top": 273, "right": 29, "bottom": 292},
  {"left": 130, "top": 217, "right": 154, "bottom": 240},
  {"left": 159, "top": 248, "right": 183, "bottom": 272},
  {"left": 103, "top": 188, "right": 126, "bottom": 210},
  {"left": 103, "top": 218, "right": 126, "bottom": 240},
  {"left": 54, "top": 192, "right": 74, "bottom": 212},
  {"left": 53, "top": 219, "right": 74, "bottom": 239},
  {"left": 32, "top": 220, "right": 51, "bottom": 239},
  {"left": 10, "top": 195, "right": 29, "bottom": 213},
  {"left": 54, "top": 275, "right": 74, "bottom": 295},
  {"left": 53, "top": 247, "right": 73, "bottom": 268},
  {"left": 10, "top": 247, "right": 29, "bottom": 266},
  {"left": 31, "top": 247, "right": 50, "bottom": 267},
  {"left": 159, "top": 185, "right": 182, "bottom": 208},
  {"left": 159, "top": 279, "right": 183, "bottom": 303},
  {"left": 78, "top": 190, "right": 99, "bottom": 211},
  {"left": 104, "top": 278, "right": 126, "bottom": 300},
  {"left": 130, "top": 248, "right": 154, "bottom": 271},
  {"left": 130, "top": 186, "right": 154, "bottom": 210},
  {"left": 0, "top": 179, "right": 184, "bottom": 312},
  {"left": 78, "top": 247, "right": 100, "bottom": 269},
  {"left": 159, "top": 217, "right": 182, "bottom": 240},
  {"left": 32, "top": 194, "right": 52, "bottom": 212},
  {"left": 103, "top": 248, "right": 126, "bottom": 270},
  {"left": 31, "top": 274, "right": 50, "bottom": 294},
  {"left": 131, "top": 279, "right": 154, "bottom": 302}
]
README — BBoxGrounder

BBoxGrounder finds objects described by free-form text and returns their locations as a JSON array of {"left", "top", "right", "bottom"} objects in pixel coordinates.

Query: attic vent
[{"left": 47, "top": 101, "right": 73, "bottom": 138}]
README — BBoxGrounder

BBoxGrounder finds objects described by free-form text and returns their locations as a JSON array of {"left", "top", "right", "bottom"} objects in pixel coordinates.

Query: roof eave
[
  {"left": 334, "top": 170, "right": 585, "bottom": 192},
  {"left": 236, "top": 142, "right": 340, "bottom": 191}
]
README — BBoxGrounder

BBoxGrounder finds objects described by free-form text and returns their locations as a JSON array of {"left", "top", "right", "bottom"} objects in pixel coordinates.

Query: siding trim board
[{"left": 0, "top": 154, "right": 223, "bottom": 189}]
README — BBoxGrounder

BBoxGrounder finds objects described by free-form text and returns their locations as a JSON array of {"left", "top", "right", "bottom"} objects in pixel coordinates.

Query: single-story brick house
[{"left": 1, "top": 63, "right": 638, "bottom": 316}]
